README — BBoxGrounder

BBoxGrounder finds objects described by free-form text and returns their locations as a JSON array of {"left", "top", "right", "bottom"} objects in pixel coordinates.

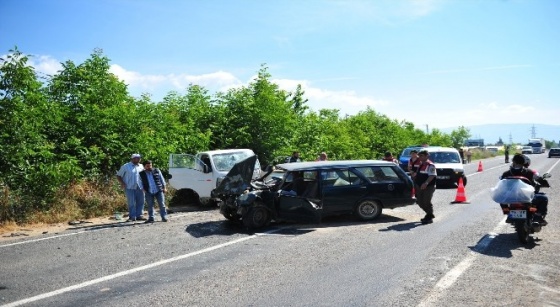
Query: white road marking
[
  {"left": 0, "top": 228, "right": 283, "bottom": 307},
  {"left": 417, "top": 219, "right": 508, "bottom": 307}
]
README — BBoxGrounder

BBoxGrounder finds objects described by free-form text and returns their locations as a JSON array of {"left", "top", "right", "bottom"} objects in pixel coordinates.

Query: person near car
[
  {"left": 289, "top": 151, "right": 302, "bottom": 163},
  {"left": 458, "top": 148, "right": 465, "bottom": 164},
  {"left": 501, "top": 154, "right": 547, "bottom": 225},
  {"left": 116, "top": 153, "right": 146, "bottom": 222},
  {"left": 316, "top": 152, "right": 328, "bottom": 161},
  {"left": 407, "top": 149, "right": 422, "bottom": 179},
  {"left": 465, "top": 149, "right": 472, "bottom": 163},
  {"left": 504, "top": 145, "right": 510, "bottom": 163},
  {"left": 382, "top": 151, "right": 398, "bottom": 164},
  {"left": 414, "top": 150, "right": 437, "bottom": 224},
  {"left": 139, "top": 160, "right": 169, "bottom": 223}
]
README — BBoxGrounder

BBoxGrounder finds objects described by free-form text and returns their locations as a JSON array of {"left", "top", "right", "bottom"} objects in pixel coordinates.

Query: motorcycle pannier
[{"left": 491, "top": 179, "right": 535, "bottom": 203}]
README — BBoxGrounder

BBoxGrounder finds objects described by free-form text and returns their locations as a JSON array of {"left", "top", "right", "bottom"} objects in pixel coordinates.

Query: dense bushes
[{"left": 0, "top": 48, "right": 469, "bottom": 224}]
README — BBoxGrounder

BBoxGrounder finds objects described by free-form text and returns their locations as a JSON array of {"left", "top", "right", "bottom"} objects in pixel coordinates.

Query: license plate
[
  {"left": 509, "top": 210, "right": 526, "bottom": 219},
  {"left": 437, "top": 176, "right": 450, "bottom": 179}
]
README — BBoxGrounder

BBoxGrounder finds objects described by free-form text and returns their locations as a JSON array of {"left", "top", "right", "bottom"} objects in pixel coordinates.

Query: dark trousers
[{"left": 416, "top": 184, "right": 436, "bottom": 216}]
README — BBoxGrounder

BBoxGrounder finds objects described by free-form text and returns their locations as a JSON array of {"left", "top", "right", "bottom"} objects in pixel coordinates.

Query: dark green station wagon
[{"left": 213, "top": 156, "right": 416, "bottom": 229}]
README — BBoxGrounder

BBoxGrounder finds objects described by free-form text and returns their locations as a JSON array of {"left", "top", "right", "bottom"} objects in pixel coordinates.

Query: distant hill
[{"left": 440, "top": 123, "right": 559, "bottom": 145}]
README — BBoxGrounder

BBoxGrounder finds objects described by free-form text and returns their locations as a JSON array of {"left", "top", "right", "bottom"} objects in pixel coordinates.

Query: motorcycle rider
[
  {"left": 501, "top": 153, "right": 548, "bottom": 225},
  {"left": 522, "top": 155, "right": 540, "bottom": 177}
]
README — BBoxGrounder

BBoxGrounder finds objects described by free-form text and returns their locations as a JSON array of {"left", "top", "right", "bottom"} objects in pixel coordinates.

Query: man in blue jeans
[
  {"left": 139, "top": 160, "right": 169, "bottom": 223},
  {"left": 116, "top": 153, "right": 146, "bottom": 222}
]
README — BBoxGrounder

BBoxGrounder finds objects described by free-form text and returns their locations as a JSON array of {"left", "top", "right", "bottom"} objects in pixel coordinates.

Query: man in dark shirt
[
  {"left": 289, "top": 151, "right": 301, "bottom": 163},
  {"left": 414, "top": 150, "right": 437, "bottom": 224}
]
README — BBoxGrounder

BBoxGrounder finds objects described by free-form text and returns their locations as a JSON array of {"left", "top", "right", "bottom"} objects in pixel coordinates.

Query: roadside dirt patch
[
  {"left": 0, "top": 204, "right": 207, "bottom": 243},
  {"left": 0, "top": 216, "right": 120, "bottom": 243}
]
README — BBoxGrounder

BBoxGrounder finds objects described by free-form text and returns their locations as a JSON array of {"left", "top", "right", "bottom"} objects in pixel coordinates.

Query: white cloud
[
  {"left": 30, "top": 55, "right": 63, "bottom": 75},
  {"left": 385, "top": 100, "right": 552, "bottom": 130},
  {"left": 273, "top": 78, "right": 388, "bottom": 115},
  {"left": 0, "top": 53, "right": 63, "bottom": 76},
  {"left": 109, "top": 64, "right": 243, "bottom": 93}
]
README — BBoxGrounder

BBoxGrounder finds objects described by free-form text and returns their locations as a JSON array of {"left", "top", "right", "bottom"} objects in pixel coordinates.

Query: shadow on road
[
  {"left": 378, "top": 221, "right": 422, "bottom": 232},
  {"left": 184, "top": 213, "right": 407, "bottom": 237},
  {"left": 469, "top": 232, "right": 539, "bottom": 258}
]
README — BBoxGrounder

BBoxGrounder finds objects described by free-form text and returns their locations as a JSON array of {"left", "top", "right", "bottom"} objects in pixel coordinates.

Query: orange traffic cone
[
  {"left": 477, "top": 161, "right": 483, "bottom": 172},
  {"left": 451, "top": 177, "right": 470, "bottom": 204}
]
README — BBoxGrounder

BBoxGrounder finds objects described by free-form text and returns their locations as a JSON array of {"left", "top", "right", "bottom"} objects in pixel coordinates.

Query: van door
[{"left": 168, "top": 154, "right": 214, "bottom": 198}]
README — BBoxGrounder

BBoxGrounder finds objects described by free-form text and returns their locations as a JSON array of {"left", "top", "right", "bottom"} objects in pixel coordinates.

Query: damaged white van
[{"left": 168, "top": 149, "right": 261, "bottom": 206}]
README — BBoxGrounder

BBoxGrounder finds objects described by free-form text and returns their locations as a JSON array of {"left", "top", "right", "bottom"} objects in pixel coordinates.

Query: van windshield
[{"left": 212, "top": 152, "right": 259, "bottom": 172}]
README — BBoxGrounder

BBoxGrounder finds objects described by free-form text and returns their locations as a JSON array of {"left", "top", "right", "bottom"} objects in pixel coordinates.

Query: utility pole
[
  {"left": 530, "top": 125, "right": 537, "bottom": 138},
  {"left": 425, "top": 124, "right": 429, "bottom": 134}
]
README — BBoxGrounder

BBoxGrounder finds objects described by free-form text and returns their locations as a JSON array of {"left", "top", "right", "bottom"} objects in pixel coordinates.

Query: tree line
[{"left": 0, "top": 47, "right": 470, "bottom": 223}]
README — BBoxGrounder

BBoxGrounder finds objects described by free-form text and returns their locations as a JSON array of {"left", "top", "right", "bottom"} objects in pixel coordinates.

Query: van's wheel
[
  {"left": 462, "top": 176, "right": 468, "bottom": 186},
  {"left": 243, "top": 206, "right": 270, "bottom": 229},
  {"left": 356, "top": 200, "right": 382, "bottom": 220},
  {"left": 169, "top": 189, "right": 198, "bottom": 206}
]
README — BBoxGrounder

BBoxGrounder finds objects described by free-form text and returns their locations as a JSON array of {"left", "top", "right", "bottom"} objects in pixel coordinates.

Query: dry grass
[{"left": 0, "top": 180, "right": 127, "bottom": 232}]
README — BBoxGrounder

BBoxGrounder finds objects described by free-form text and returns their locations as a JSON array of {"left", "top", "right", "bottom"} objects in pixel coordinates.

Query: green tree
[
  {"left": 449, "top": 126, "right": 471, "bottom": 148},
  {"left": 212, "top": 65, "right": 297, "bottom": 165},
  {"left": 47, "top": 48, "right": 134, "bottom": 177}
]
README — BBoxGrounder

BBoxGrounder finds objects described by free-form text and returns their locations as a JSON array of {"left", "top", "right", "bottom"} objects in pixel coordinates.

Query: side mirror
[
  {"left": 204, "top": 164, "right": 212, "bottom": 173},
  {"left": 542, "top": 172, "right": 551, "bottom": 179}
]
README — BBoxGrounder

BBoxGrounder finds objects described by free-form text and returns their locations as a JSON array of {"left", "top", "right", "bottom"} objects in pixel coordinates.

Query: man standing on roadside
[
  {"left": 382, "top": 151, "right": 399, "bottom": 164},
  {"left": 414, "top": 150, "right": 437, "bottom": 224},
  {"left": 465, "top": 149, "right": 472, "bottom": 163},
  {"left": 407, "top": 149, "right": 421, "bottom": 179},
  {"left": 289, "top": 151, "right": 302, "bottom": 163},
  {"left": 316, "top": 152, "right": 328, "bottom": 161},
  {"left": 139, "top": 160, "right": 169, "bottom": 223},
  {"left": 116, "top": 153, "right": 146, "bottom": 222}
]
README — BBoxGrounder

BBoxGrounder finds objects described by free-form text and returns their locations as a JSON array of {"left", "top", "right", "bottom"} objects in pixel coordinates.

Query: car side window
[
  {"left": 322, "top": 171, "right": 338, "bottom": 187},
  {"left": 355, "top": 167, "right": 375, "bottom": 182},
  {"left": 359, "top": 166, "right": 400, "bottom": 182}
]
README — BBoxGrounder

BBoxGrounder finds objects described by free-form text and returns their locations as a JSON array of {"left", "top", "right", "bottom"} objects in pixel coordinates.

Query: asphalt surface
[{"left": 1, "top": 154, "right": 559, "bottom": 307}]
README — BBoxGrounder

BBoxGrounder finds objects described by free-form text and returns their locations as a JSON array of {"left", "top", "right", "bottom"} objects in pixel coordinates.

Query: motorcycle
[{"left": 492, "top": 173, "right": 551, "bottom": 244}]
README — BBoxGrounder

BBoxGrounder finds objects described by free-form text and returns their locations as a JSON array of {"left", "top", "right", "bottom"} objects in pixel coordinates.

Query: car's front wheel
[
  {"left": 242, "top": 206, "right": 271, "bottom": 229},
  {"left": 355, "top": 200, "right": 382, "bottom": 220}
]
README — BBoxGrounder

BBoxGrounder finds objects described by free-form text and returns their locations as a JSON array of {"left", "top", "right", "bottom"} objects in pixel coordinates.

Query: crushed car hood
[{"left": 214, "top": 155, "right": 257, "bottom": 195}]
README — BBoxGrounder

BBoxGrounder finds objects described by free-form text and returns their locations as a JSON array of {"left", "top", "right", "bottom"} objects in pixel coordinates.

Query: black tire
[
  {"left": 242, "top": 206, "right": 271, "bottom": 229},
  {"left": 462, "top": 176, "right": 467, "bottom": 186},
  {"left": 355, "top": 200, "right": 382, "bottom": 221},
  {"left": 199, "top": 198, "right": 220, "bottom": 208},
  {"left": 222, "top": 208, "right": 241, "bottom": 222},
  {"left": 169, "top": 189, "right": 199, "bottom": 206},
  {"left": 515, "top": 221, "right": 529, "bottom": 244}
]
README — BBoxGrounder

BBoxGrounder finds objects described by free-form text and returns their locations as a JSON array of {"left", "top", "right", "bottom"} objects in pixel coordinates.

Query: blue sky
[{"left": 2, "top": 0, "right": 559, "bottom": 131}]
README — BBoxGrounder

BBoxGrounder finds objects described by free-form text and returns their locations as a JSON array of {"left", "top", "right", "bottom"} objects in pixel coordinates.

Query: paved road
[{"left": 1, "top": 155, "right": 559, "bottom": 307}]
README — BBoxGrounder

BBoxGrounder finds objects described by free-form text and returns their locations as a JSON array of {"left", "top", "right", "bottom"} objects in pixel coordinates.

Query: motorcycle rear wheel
[{"left": 515, "top": 221, "right": 530, "bottom": 244}]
